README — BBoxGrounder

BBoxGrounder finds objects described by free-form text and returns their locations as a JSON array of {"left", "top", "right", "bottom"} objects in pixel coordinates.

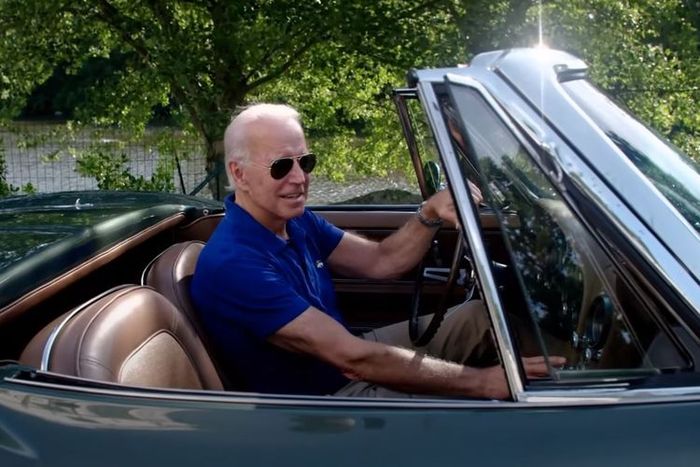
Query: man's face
[{"left": 234, "top": 117, "right": 311, "bottom": 225}]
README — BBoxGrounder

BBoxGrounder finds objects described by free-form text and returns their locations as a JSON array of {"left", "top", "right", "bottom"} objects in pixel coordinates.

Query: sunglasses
[{"left": 251, "top": 153, "right": 317, "bottom": 180}]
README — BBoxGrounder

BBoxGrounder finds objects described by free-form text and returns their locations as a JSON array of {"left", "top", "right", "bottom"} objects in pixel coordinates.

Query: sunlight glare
[{"left": 537, "top": 0, "right": 545, "bottom": 48}]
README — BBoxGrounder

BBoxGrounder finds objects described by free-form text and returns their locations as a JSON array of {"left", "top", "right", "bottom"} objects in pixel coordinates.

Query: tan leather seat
[
  {"left": 141, "top": 241, "right": 205, "bottom": 329},
  {"left": 142, "top": 241, "right": 238, "bottom": 389},
  {"left": 20, "top": 285, "right": 223, "bottom": 390}
]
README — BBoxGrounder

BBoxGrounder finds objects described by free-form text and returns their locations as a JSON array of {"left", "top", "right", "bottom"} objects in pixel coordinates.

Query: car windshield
[
  {"left": 444, "top": 82, "right": 696, "bottom": 383},
  {"left": 561, "top": 79, "right": 700, "bottom": 235}
]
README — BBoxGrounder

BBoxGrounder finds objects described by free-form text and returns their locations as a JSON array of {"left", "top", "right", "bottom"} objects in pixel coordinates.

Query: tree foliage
[
  {"left": 0, "top": 1, "right": 462, "bottom": 194},
  {"left": 0, "top": 0, "right": 698, "bottom": 196},
  {"left": 531, "top": 0, "right": 700, "bottom": 159}
]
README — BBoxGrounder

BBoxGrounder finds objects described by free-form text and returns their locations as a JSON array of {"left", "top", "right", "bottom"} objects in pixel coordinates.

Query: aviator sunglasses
[{"left": 251, "top": 153, "right": 317, "bottom": 180}]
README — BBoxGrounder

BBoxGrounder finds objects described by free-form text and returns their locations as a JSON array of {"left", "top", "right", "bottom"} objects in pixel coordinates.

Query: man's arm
[
  {"left": 327, "top": 189, "right": 464, "bottom": 280},
  {"left": 268, "top": 305, "right": 550, "bottom": 399}
]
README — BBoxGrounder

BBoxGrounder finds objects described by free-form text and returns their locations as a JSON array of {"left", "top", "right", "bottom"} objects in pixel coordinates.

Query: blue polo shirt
[{"left": 190, "top": 195, "right": 350, "bottom": 395}]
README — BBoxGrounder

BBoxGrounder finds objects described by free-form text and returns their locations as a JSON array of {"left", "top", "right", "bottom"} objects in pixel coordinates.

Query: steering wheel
[{"left": 409, "top": 230, "right": 473, "bottom": 346}]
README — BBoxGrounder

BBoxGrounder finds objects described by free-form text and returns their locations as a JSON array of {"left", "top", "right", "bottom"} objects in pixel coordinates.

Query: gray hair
[{"left": 223, "top": 103, "right": 302, "bottom": 190}]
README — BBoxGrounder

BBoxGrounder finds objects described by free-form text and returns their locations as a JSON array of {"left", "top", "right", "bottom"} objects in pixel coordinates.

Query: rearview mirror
[{"left": 424, "top": 161, "right": 441, "bottom": 197}]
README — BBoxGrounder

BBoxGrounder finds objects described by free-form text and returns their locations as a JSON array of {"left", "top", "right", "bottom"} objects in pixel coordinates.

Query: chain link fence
[
  {"left": 1, "top": 121, "right": 212, "bottom": 197},
  {"left": 1, "top": 120, "right": 420, "bottom": 204}
]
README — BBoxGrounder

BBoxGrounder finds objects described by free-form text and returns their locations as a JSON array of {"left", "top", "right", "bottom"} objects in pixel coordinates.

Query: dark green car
[{"left": 2, "top": 49, "right": 700, "bottom": 466}]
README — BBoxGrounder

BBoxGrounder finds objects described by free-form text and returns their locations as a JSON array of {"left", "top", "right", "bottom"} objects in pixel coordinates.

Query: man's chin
[{"left": 279, "top": 200, "right": 306, "bottom": 219}]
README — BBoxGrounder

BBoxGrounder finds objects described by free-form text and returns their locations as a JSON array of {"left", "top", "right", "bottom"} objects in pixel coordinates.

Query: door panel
[{"left": 3, "top": 380, "right": 700, "bottom": 467}]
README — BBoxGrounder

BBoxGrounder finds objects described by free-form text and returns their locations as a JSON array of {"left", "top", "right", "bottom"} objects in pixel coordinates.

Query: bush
[{"left": 75, "top": 143, "right": 175, "bottom": 192}]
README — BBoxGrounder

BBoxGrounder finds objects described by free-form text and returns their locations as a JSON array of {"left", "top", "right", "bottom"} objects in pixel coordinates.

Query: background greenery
[{"left": 0, "top": 0, "right": 698, "bottom": 197}]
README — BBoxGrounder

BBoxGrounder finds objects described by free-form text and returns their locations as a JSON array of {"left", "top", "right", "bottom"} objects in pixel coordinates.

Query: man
[{"left": 191, "top": 103, "right": 556, "bottom": 399}]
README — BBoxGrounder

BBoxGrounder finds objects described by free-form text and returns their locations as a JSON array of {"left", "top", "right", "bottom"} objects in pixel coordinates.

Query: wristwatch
[{"left": 415, "top": 201, "right": 443, "bottom": 228}]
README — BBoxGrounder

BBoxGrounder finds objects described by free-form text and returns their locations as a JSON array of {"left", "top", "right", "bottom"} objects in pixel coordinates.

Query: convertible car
[{"left": 2, "top": 48, "right": 700, "bottom": 466}]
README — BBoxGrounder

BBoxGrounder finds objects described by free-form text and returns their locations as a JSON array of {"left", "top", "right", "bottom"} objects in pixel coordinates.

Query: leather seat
[
  {"left": 20, "top": 285, "right": 223, "bottom": 390},
  {"left": 142, "top": 241, "right": 238, "bottom": 389},
  {"left": 141, "top": 241, "right": 205, "bottom": 330}
]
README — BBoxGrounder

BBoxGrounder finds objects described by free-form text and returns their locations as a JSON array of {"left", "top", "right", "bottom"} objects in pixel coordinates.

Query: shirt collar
[{"left": 224, "top": 194, "right": 307, "bottom": 254}]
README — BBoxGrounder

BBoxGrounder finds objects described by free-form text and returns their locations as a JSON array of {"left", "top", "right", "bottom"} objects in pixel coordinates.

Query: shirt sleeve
[{"left": 304, "top": 210, "right": 344, "bottom": 259}]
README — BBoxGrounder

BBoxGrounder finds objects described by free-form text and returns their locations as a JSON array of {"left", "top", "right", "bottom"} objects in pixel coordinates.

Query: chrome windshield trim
[
  {"left": 415, "top": 78, "right": 525, "bottom": 400},
  {"left": 392, "top": 88, "right": 430, "bottom": 199}
]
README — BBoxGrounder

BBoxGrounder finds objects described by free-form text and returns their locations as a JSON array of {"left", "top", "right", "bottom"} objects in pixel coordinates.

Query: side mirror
[{"left": 424, "top": 161, "right": 441, "bottom": 197}]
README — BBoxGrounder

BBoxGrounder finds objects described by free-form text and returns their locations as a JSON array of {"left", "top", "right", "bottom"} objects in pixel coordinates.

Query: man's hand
[
  {"left": 422, "top": 189, "right": 458, "bottom": 226},
  {"left": 423, "top": 182, "right": 483, "bottom": 227},
  {"left": 468, "top": 180, "right": 483, "bottom": 205},
  {"left": 477, "top": 356, "right": 566, "bottom": 400}
]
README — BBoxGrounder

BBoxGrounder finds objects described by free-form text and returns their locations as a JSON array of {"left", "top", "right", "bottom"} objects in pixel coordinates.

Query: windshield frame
[
  {"left": 561, "top": 79, "right": 700, "bottom": 239},
  {"left": 416, "top": 74, "right": 526, "bottom": 399},
  {"left": 413, "top": 62, "right": 700, "bottom": 401}
]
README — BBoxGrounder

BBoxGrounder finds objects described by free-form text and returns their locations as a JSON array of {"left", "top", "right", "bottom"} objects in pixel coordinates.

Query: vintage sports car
[{"left": 1, "top": 48, "right": 700, "bottom": 466}]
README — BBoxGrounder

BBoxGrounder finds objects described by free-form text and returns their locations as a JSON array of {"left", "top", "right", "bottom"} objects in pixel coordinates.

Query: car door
[{"left": 432, "top": 61, "right": 700, "bottom": 398}]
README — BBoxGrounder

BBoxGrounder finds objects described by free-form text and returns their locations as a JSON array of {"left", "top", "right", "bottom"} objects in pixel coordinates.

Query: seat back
[
  {"left": 142, "top": 241, "right": 204, "bottom": 329},
  {"left": 20, "top": 285, "right": 223, "bottom": 390},
  {"left": 141, "top": 241, "right": 240, "bottom": 389}
]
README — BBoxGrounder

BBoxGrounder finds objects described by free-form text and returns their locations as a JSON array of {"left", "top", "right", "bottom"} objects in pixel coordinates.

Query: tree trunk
[{"left": 205, "top": 139, "right": 229, "bottom": 200}]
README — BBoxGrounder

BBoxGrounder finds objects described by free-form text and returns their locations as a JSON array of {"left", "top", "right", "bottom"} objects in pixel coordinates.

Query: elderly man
[{"left": 191, "top": 103, "right": 554, "bottom": 398}]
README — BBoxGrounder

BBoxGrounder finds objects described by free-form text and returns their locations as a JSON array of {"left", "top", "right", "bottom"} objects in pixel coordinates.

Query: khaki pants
[{"left": 334, "top": 300, "right": 495, "bottom": 398}]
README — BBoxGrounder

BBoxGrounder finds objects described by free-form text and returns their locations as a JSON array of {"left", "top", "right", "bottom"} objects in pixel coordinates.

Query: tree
[
  {"left": 448, "top": 0, "right": 700, "bottom": 160},
  {"left": 0, "top": 0, "right": 458, "bottom": 197},
  {"left": 1, "top": 1, "right": 697, "bottom": 199}
]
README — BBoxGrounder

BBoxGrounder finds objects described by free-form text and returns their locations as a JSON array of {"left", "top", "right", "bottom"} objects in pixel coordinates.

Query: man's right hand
[{"left": 478, "top": 356, "right": 566, "bottom": 400}]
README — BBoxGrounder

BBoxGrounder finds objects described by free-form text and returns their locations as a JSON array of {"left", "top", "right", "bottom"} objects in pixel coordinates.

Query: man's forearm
[
  {"left": 372, "top": 214, "right": 439, "bottom": 278},
  {"left": 271, "top": 307, "right": 511, "bottom": 399},
  {"left": 340, "top": 340, "right": 503, "bottom": 399}
]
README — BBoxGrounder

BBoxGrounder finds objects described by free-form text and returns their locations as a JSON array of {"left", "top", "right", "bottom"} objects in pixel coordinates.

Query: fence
[
  {"left": 1, "top": 120, "right": 421, "bottom": 204},
  {"left": 1, "top": 121, "right": 212, "bottom": 197}
]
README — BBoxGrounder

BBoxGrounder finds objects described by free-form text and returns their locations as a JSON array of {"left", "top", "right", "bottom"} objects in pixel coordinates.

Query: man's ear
[{"left": 229, "top": 161, "right": 249, "bottom": 190}]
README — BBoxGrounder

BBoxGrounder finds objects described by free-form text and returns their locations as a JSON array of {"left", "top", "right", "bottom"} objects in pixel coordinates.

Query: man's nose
[{"left": 287, "top": 158, "right": 307, "bottom": 182}]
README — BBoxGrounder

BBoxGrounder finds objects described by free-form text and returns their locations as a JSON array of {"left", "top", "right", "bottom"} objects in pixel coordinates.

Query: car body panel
[{"left": 2, "top": 372, "right": 700, "bottom": 467}]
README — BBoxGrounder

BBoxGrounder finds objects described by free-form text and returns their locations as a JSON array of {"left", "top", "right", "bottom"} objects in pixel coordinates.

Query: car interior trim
[
  {"left": 176, "top": 214, "right": 225, "bottom": 242},
  {"left": 0, "top": 213, "right": 187, "bottom": 327},
  {"left": 175, "top": 210, "right": 507, "bottom": 243}
]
